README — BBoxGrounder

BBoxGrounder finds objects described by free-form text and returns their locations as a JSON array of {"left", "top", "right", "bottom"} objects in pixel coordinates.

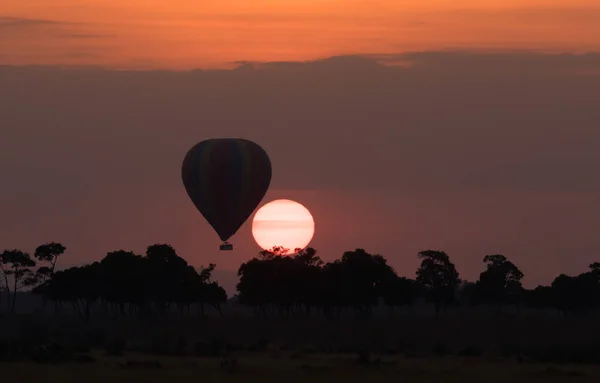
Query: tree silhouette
[
  {"left": 237, "top": 257, "right": 271, "bottom": 315},
  {"left": 0, "top": 249, "right": 36, "bottom": 313},
  {"left": 145, "top": 244, "right": 191, "bottom": 314},
  {"left": 293, "top": 247, "right": 323, "bottom": 316},
  {"left": 237, "top": 246, "right": 420, "bottom": 318},
  {"left": 335, "top": 249, "right": 396, "bottom": 316},
  {"left": 474, "top": 254, "right": 524, "bottom": 308},
  {"left": 550, "top": 266, "right": 599, "bottom": 315},
  {"left": 203, "top": 281, "right": 227, "bottom": 316},
  {"left": 0, "top": 273, "right": 5, "bottom": 309},
  {"left": 30, "top": 243, "right": 228, "bottom": 319},
  {"left": 39, "top": 263, "right": 101, "bottom": 320},
  {"left": 524, "top": 285, "right": 554, "bottom": 310},
  {"left": 33, "top": 242, "right": 66, "bottom": 284},
  {"left": 416, "top": 250, "right": 460, "bottom": 315},
  {"left": 1, "top": 239, "right": 598, "bottom": 321},
  {"left": 100, "top": 250, "right": 146, "bottom": 316},
  {"left": 237, "top": 246, "right": 311, "bottom": 316}
]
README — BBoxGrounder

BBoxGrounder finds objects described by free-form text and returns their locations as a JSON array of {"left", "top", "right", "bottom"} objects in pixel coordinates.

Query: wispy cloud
[
  {"left": 61, "top": 33, "right": 114, "bottom": 39},
  {"left": 0, "top": 16, "right": 64, "bottom": 28}
]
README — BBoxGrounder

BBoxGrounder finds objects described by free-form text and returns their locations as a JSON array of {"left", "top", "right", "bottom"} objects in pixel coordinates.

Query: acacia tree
[
  {"left": 198, "top": 263, "right": 217, "bottom": 284},
  {"left": 195, "top": 263, "right": 215, "bottom": 316},
  {"left": 33, "top": 242, "right": 66, "bottom": 284},
  {"left": 416, "top": 250, "right": 460, "bottom": 315},
  {"left": 0, "top": 249, "right": 37, "bottom": 313},
  {"left": 203, "top": 282, "right": 227, "bottom": 316}
]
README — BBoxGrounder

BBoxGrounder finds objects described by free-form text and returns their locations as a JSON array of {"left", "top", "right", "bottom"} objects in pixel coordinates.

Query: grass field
[
  {"left": 2, "top": 352, "right": 600, "bottom": 383},
  {"left": 3, "top": 310, "right": 600, "bottom": 382}
]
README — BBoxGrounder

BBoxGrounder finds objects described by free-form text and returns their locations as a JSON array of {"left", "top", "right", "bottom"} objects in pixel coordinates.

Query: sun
[{"left": 251, "top": 199, "right": 315, "bottom": 255}]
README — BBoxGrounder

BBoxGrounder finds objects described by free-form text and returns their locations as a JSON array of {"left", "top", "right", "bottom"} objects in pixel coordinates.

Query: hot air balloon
[{"left": 181, "top": 138, "right": 272, "bottom": 250}]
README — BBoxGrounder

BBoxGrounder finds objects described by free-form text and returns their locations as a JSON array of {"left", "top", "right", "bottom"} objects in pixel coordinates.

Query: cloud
[
  {"left": 0, "top": 16, "right": 74, "bottom": 33},
  {"left": 0, "top": 16, "right": 61, "bottom": 27},
  {"left": 1, "top": 50, "right": 599, "bottom": 194},
  {"left": 59, "top": 33, "right": 115, "bottom": 39},
  {"left": 376, "top": 50, "right": 600, "bottom": 75},
  {"left": 0, "top": 16, "right": 76, "bottom": 39}
]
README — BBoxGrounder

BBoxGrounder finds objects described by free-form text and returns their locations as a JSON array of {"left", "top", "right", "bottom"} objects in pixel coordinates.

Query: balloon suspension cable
[{"left": 220, "top": 242, "right": 233, "bottom": 251}]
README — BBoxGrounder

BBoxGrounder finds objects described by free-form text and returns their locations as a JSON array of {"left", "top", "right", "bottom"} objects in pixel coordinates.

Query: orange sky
[{"left": 1, "top": 0, "right": 599, "bottom": 69}]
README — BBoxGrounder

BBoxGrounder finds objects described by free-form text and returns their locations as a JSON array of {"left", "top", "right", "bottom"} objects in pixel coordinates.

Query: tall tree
[
  {"left": 550, "top": 263, "right": 600, "bottom": 314},
  {"left": 145, "top": 244, "right": 190, "bottom": 313},
  {"left": 337, "top": 248, "right": 396, "bottom": 316},
  {"left": 100, "top": 250, "right": 146, "bottom": 316},
  {"left": 477, "top": 254, "right": 524, "bottom": 307},
  {"left": 415, "top": 250, "right": 460, "bottom": 315},
  {"left": 293, "top": 248, "right": 323, "bottom": 316},
  {"left": 33, "top": 242, "right": 66, "bottom": 283},
  {"left": 0, "top": 249, "right": 37, "bottom": 313}
]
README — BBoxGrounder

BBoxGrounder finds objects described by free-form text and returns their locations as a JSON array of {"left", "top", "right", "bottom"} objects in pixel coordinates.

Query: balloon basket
[{"left": 220, "top": 242, "right": 233, "bottom": 251}]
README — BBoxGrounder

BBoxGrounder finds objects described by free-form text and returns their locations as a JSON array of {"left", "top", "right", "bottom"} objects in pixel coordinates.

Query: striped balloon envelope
[{"left": 181, "top": 138, "right": 272, "bottom": 249}]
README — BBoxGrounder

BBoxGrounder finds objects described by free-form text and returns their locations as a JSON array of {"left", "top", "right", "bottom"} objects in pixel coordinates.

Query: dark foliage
[
  {"left": 1, "top": 243, "right": 600, "bottom": 321},
  {"left": 1, "top": 243, "right": 227, "bottom": 320}
]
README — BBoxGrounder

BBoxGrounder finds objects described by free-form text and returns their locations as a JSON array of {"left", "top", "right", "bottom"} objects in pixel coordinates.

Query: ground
[{"left": 2, "top": 352, "right": 600, "bottom": 383}]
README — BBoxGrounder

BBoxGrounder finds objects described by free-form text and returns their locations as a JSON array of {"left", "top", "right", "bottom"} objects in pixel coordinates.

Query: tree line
[
  {"left": 0, "top": 243, "right": 226, "bottom": 319},
  {"left": 1, "top": 243, "right": 599, "bottom": 319}
]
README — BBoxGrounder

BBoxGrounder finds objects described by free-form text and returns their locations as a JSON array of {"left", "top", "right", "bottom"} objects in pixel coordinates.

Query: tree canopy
[{"left": 1, "top": 243, "right": 600, "bottom": 318}]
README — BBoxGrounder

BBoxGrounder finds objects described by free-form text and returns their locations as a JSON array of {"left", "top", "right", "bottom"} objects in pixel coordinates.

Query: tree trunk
[
  {"left": 214, "top": 304, "right": 223, "bottom": 317},
  {"left": 3, "top": 274, "right": 10, "bottom": 314},
  {"left": 72, "top": 300, "right": 83, "bottom": 318},
  {"left": 84, "top": 300, "right": 93, "bottom": 322},
  {"left": 11, "top": 276, "right": 18, "bottom": 314}
]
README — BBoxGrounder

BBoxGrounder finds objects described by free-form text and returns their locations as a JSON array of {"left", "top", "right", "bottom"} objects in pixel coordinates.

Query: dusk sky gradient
[{"left": 1, "top": 1, "right": 599, "bottom": 294}]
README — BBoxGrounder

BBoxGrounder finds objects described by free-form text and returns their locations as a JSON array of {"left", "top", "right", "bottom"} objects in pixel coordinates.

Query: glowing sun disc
[{"left": 251, "top": 199, "right": 315, "bottom": 254}]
